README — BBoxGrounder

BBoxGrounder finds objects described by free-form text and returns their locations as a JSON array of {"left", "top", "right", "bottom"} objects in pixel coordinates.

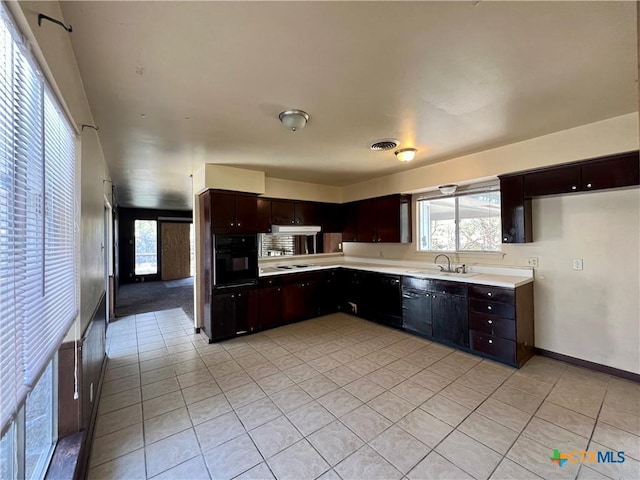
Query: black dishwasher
[
  {"left": 363, "top": 273, "right": 402, "bottom": 328},
  {"left": 402, "top": 277, "right": 433, "bottom": 338}
]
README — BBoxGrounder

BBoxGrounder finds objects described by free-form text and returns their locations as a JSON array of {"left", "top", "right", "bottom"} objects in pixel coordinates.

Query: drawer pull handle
[
  {"left": 571, "top": 185, "right": 577, "bottom": 190},
  {"left": 586, "top": 183, "right": 592, "bottom": 188},
  {"left": 487, "top": 292, "right": 492, "bottom": 297},
  {"left": 487, "top": 320, "right": 493, "bottom": 324},
  {"left": 487, "top": 306, "right": 492, "bottom": 311},
  {"left": 488, "top": 339, "right": 493, "bottom": 344}
]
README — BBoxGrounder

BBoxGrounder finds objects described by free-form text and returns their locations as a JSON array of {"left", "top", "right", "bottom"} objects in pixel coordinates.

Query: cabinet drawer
[
  {"left": 470, "top": 331, "right": 515, "bottom": 363},
  {"left": 469, "top": 298, "right": 515, "bottom": 319},
  {"left": 430, "top": 280, "right": 468, "bottom": 297},
  {"left": 258, "top": 276, "right": 281, "bottom": 288},
  {"left": 469, "top": 285, "right": 514, "bottom": 304},
  {"left": 469, "top": 313, "right": 515, "bottom": 340}
]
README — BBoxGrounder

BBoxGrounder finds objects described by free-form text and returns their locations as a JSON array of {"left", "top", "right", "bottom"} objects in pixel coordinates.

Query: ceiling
[{"left": 60, "top": 1, "right": 638, "bottom": 210}]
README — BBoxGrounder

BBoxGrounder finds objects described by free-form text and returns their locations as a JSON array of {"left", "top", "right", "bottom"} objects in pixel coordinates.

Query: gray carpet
[{"left": 115, "top": 277, "right": 194, "bottom": 321}]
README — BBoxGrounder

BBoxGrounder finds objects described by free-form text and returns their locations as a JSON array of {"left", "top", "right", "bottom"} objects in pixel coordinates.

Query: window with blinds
[{"left": 0, "top": 6, "right": 77, "bottom": 437}]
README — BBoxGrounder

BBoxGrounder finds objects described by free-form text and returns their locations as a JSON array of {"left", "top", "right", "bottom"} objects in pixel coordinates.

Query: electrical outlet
[
  {"left": 526, "top": 257, "right": 539, "bottom": 268},
  {"left": 573, "top": 258, "right": 583, "bottom": 270}
]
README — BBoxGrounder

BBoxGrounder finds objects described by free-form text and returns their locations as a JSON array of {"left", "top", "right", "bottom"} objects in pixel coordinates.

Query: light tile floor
[{"left": 88, "top": 309, "right": 640, "bottom": 480}]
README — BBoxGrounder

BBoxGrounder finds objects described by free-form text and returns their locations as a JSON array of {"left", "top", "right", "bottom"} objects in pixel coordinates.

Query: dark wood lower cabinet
[
  {"left": 208, "top": 289, "right": 257, "bottom": 342},
  {"left": 282, "top": 278, "right": 321, "bottom": 324},
  {"left": 257, "top": 285, "right": 282, "bottom": 330},
  {"left": 468, "top": 282, "right": 534, "bottom": 367},
  {"left": 204, "top": 268, "right": 534, "bottom": 368},
  {"left": 432, "top": 292, "right": 468, "bottom": 348}
]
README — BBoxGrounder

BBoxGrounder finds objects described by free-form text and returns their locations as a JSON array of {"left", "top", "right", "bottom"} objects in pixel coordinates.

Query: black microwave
[{"left": 213, "top": 234, "right": 258, "bottom": 290}]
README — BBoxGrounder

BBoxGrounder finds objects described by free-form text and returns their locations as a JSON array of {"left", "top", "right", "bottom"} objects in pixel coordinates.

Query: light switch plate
[
  {"left": 526, "top": 257, "right": 539, "bottom": 268},
  {"left": 573, "top": 258, "right": 583, "bottom": 270}
]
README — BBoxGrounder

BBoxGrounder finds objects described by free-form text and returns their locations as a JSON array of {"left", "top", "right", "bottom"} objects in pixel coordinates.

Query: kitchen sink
[
  {"left": 437, "top": 271, "right": 479, "bottom": 278},
  {"left": 405, "top": 269, "right": 478, "bottom": 278}
]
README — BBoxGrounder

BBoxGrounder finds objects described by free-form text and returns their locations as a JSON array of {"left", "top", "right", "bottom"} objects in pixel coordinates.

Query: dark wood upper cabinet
[
  {"left": 581, "top": 151, "right": 639, "bottom": 192},
  {"left": 377, "top": 194, "right": 411, "bottom": 243},
  {"left": 234, "top": 195, "right": 258, "bottom": 232},
  {"left": 260, "top": 198, "right": 340, "bottom": 232},
  {"left": 347, "top": 194, "right": 412, "bottom": 243},
  {"left": 257, "top": 198, "right": 272, "bottom": 233},
  {"left": 209, "top": 190, "right": 257, "bottom": 234},
  {"left": 318, "top": 203, "right": 343, "bottom": 233},
  {"left": 523, "top": 165, "right": 581, "bottom": 197},
  {"left": 523, "top": 151, "right": 638, "bottom": 197},
  {"left": 295, "top": 201, "right": 318, "bottom": 225},
  {"left": 341, "top": 202, "right": 358, "bottom": 241},
  {"left": 499, "top": 175, "right": 532, "bottom": 244},
  {"left": 271, "top": 200, "right": 295, "bottom": 225},
  {"left": 500, "top": 150, "right": 638, "bottom": 244},
  {"left": 210, "top": 191, "right": 236, "bottom": 231},
  {"left": 357, "top": 199, "right": 378, "bottom": 242}
]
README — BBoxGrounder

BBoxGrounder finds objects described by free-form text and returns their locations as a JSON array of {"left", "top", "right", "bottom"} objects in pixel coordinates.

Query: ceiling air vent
[{"left": 369, "top": 139, "right": 400, "bottom": 151}]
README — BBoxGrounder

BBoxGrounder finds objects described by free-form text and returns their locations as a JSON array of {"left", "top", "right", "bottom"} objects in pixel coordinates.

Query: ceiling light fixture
[
  {"left": 279, "top": 109, "right": 309, "bottom": 131},
  {"left": 395, "top": 147, "right": 417, "bottom": 162},
  {"left": 439, "top": 184, "right": 458, "bottom": 195}
]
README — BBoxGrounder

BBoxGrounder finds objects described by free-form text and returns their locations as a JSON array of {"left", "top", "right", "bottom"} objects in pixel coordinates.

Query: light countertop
[{"left": 259, "top": 257, "right": 533, "bottom": 288}]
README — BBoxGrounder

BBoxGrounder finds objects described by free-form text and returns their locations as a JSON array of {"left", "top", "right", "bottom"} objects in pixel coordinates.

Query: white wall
[{"left": 10, "top": 2, "right": 110, "bottom": 336}]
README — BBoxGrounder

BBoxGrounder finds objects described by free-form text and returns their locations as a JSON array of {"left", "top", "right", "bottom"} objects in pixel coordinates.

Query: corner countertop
[{"left": 259, "top": 256, "right": 534, "bottom": 288}]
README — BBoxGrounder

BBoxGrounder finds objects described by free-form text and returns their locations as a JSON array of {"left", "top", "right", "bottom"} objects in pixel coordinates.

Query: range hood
[{"left": 271, "top": 225, "right": 321, "bottom": 236}]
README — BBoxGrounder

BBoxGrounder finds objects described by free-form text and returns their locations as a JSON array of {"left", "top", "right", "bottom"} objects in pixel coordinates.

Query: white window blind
[{"left": 0, "top": 7, "right": 77, "bottom": 436}]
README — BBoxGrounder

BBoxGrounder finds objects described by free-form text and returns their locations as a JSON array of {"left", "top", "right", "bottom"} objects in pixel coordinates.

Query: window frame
[
  {"left": 1, "top": 357, "right": 57, "bottom": 480},
  {"left": 416, "top": 184, "right": 502, "bottom": 254},
  {"left": 1, "top": 2, "right": 77, "bottom": 478}
]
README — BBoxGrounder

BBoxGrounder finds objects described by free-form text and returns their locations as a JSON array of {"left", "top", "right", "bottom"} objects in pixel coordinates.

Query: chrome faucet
[{"left": 434, "top": 254, "right": 452, "bottom": 273}]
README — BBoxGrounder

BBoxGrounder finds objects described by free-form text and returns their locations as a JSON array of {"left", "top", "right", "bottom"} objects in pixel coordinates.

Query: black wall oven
[{"left": 213, "top": 234, "right": 258, "bottom": 290}]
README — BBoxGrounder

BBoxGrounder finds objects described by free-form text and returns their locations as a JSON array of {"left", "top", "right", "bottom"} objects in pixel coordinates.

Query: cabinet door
[
  {"left": 432, "top": 293, "right": 468, "bottom": 348},
  {"left": 199, "top": 192, "right": 212, "bottom": 332},
  {"left": 210, "top": 192, "right": 236, "bottom": 232},
  {"left": 357, "top": 199, "right": 377, "bottom": 243},
  {"left": 295, "top": 202, "right": 318, "bottom": 225},
  {"left": 342, "top": 202, "right": 358, "bottom": 242},
  {"left": 319, "top": 203, "right": 342, "bottom": 233},
  {"left": 235, "top": 290, "right": 258, "bottom": 334},
  {"left": 523, "top": 166, "right": 581, "bottom": 197},
  {"left": 271, "top": 200, "right": 296, "bottom": 225},
  {"left": 234, "top": 195, "right": 258, "bottom": 233},
  {"left": 581, "top": 152, "right": 640, "bottom": 191},
  {"left": 499, "top": 175, "right": 532, "bottom": 243},
  {"left": 258, "top": 286, "right": 282, "bottom": 330},
  {"left": 257, "top": 198, "right": 272, "bottom": 233},
  {"left": 303, "top": 279, "right": 322, "bottom": 319},
  {"left": 211, "top": 293, "right": 236, "bottom": 340},
  {"left": 282, "top": 283, "right": 306, "bottom": 324},
  {"left": 319, "top": 271, "right": 341, "bottom": 315}
]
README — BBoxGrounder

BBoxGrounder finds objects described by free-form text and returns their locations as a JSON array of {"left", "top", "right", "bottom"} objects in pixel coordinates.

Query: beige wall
[
  {"left": 264, "top": 177, "right": 342, "bottom": 203},
  {"left": 10, "top": 2, "right": 111, "bottom": 338},
  {"left": 343, "top": 113, "right": 638, "bottom": 202}
]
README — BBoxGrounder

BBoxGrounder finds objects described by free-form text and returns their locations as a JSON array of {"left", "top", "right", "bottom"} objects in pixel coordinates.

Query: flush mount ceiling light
[
  {"left": 279, "top": 109, "right": 309, "bottom": 131},
  {"left": 395, "top": 147, "right": 417, "bottom": 162},
  {"left": 439, "top": 184, "right": 458, "bottom": 195}
]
